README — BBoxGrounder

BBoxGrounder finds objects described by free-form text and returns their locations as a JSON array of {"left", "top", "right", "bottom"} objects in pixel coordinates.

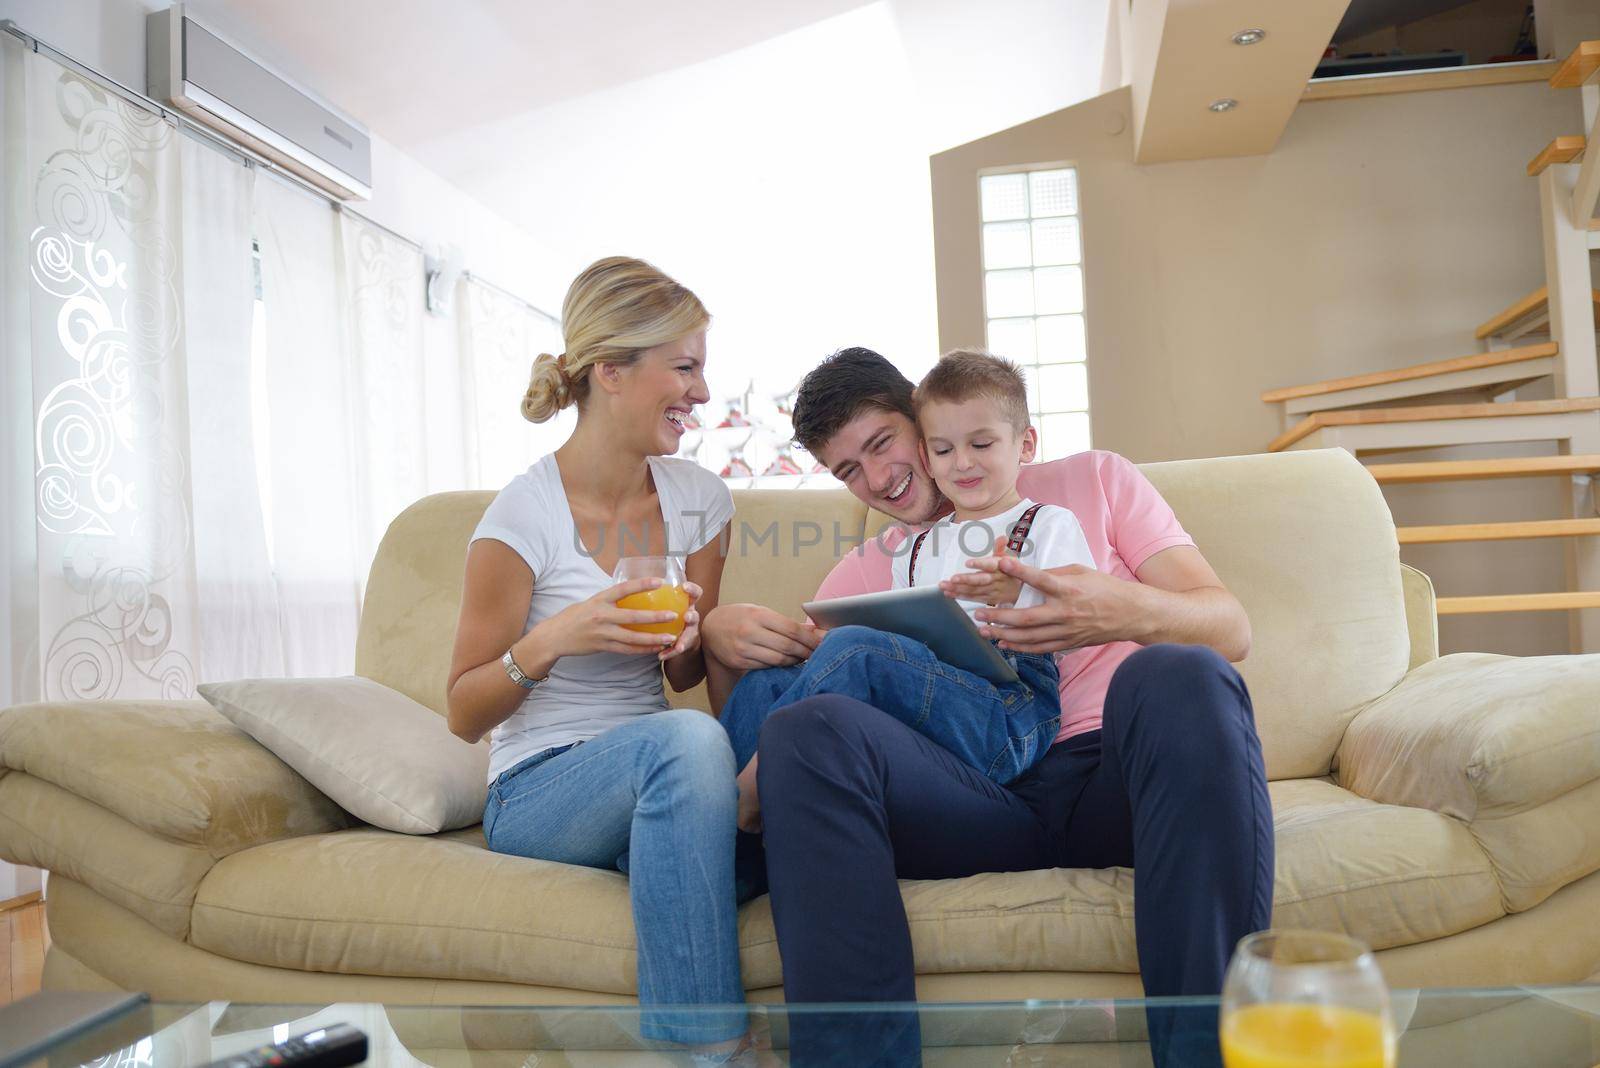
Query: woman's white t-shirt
[{"left": 471, "top": 453, "right": 734, "bottom": 783}]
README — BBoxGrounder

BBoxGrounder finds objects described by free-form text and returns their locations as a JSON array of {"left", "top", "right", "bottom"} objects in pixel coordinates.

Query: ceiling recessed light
[
  {"left": 1209, "top": 98, "right": 1239, "bottom": 112},
  {"left": 1232, "top": 28, "right": 1267, "bottom": 45}
]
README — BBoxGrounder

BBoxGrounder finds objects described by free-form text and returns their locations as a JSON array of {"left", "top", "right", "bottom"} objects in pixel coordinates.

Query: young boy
[{"left": 720, "top": 350, "right": 1095, "bottom": 797}]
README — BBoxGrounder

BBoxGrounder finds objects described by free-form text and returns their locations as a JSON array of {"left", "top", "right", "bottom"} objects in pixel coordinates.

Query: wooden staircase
[
  {"left": 1262, "top": 41, "right": 1600, "bottom": 650},
  {"left": 1474, "top": 289, "right": 1600, "bottom": 344}
]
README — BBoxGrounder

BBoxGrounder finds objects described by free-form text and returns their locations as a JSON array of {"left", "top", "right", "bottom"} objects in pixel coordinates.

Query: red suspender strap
[
  {"left": 1006, "top": 502, "right": 1045, "bottom": 556},
  {"left": 907, "top": 528, "right": 932, "bottom": 586},
  {"left": 911, "top": 503, "right": 1042, "bottom": 586}
]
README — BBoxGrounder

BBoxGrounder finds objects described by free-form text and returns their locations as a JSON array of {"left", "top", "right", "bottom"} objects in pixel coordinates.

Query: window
[{"left": 979, "top": 167, "right": 1090, "bottom": 461}]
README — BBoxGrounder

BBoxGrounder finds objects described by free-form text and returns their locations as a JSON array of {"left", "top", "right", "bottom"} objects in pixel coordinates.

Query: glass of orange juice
[
  {"left": 1220, "top": 930, "right": 1395, "bottom": 1068},
  {"left": 612, "top": 555, "right": 691, "bottom": 638}
]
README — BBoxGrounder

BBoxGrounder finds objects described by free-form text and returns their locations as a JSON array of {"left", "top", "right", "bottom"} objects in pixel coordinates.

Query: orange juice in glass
[
  {"left": 613, "top": 555, "right": 690, "bottom": 638},
  {"left": 1221, "top": 931, "right": 1395, "bottom": 1068}
]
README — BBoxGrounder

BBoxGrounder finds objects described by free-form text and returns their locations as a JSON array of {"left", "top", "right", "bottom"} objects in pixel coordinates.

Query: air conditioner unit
[{"left": 146, "top": 5, "right": 372, "bottom": 201}]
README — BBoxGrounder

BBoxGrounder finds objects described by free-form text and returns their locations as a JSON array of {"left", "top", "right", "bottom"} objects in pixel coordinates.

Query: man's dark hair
[{"left": 791, "top": 347, "right": 916, "bottom": 456}]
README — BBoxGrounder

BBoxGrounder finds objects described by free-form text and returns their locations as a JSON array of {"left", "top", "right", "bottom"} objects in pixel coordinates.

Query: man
[{"left": 701, "top": 348, "right": 1272, "bottom": 1064}]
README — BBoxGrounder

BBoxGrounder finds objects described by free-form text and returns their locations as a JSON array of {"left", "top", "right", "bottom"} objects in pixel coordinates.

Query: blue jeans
[
  {"left": 745, "top": 644, "right": 1273, "bottom": 1067},
  {"left": 482, "top": 708, "right": 745, "bottom": 1045},
  {"left": 720, "top": 624, "right": 1061, "bottom": 784}
]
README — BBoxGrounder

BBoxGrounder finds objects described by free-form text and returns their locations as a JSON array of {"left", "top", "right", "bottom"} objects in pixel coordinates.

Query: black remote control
[{"left": 205, "top": 1023, "right": 367, "bottom": 1068}]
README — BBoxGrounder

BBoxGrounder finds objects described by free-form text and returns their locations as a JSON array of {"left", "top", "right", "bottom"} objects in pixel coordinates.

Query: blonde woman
[{"left": 447, "top": 258, "right": 752, "bottom": 1060}]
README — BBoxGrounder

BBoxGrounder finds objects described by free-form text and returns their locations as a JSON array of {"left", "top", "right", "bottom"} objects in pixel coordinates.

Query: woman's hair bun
[{"left": 522, "top": 352, "right": 570, "bottom": 423}]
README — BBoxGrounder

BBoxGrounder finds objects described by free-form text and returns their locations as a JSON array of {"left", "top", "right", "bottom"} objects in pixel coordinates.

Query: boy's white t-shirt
[
  {"left": 470, "top": 453, "right": 734, "bottom": 784},
  {"left": 890, "top": 498, "right": 1097, "bottom": 619}
]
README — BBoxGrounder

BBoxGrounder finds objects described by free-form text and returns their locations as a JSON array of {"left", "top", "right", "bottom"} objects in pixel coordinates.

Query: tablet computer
[{"left": 802, "top": 586, "right": 1019, "bottom": 686}]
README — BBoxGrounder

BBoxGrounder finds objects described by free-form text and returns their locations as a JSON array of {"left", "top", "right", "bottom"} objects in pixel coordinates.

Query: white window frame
[{"left": 977, "top": 164, "right": 1090, "bottom": 461}]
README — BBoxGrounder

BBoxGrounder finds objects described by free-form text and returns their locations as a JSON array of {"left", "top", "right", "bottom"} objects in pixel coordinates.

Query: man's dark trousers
[{"left": 731, "top": 643, "right": 1274, "bottom": 1066}]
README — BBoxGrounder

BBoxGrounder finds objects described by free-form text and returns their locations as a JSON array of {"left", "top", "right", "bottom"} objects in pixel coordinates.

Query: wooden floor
[{"left": 0, "top": 898, "right": 49, "bottom": 1005}]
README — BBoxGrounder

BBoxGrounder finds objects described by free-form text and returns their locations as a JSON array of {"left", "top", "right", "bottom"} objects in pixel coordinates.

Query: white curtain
[
  {"left": 459, "top": 275, "right": 569, "bottom": 489},
  {"left": 337, "top": 211, "right": 431, "bottom": 570},
  {"left": 182, "top": 139, "right": 279, "bottom": 684},
  {"left": 251, "top": 187, "right": 460, "bottom": 675},
  {"left": 250, "top": 178, "right": 361, "bottom": 676},
  {"left": 2, "top": 37, "right": 564, "bottom": 705},
  {"left": 3, "top": 36, "right": 206, "bottom": 704}
]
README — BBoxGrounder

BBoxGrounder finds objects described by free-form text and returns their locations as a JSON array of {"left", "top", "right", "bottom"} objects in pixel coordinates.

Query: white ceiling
[
  {"left": 190, "top": 0, "right": 880, "bottom": 146},
  {"left": 1335, "top": 0, "right": 1482, "bottom": 41},
  {"left": 175, "top": 0, "right": 1108, "bottom": 383}
]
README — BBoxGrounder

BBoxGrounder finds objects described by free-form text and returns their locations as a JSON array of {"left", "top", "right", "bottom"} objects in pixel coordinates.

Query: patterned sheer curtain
[
  {"left": 1, "top": 36, "right": 216, "bottom": 704},
  {"left": 1, "top": 38, "right": 494, "bottom": 703},
  {"left": 458, "top": 275, "right": 569, "bottom": 490},
  {"left": 337, "top": 212, "right": 432, "bottom": 572}
]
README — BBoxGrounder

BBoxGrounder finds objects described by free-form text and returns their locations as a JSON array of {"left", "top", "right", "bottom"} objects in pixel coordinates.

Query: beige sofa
[{"left": 4, "top": 448, "right": 1599, "bottom": 1004}]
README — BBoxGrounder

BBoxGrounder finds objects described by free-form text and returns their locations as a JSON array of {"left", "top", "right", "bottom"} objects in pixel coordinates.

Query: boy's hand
[{"left": 940, "top": 535, "right": 1024, "bottom": 607}]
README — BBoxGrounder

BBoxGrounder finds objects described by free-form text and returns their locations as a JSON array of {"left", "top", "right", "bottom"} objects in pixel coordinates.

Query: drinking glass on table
[
  {"left": 1220, "top": 930, "right": 1395, "bottom": 1068},
  {"left": 612, "top": 555, "right": 690, "bottom": 638}
]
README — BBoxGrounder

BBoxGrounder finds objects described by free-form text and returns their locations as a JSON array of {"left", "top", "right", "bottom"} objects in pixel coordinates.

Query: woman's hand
[
  {"left": 660, "top": 581, "right": 704, "bottom": 662},
  {"left": 940, "top": 535, "right": 1023, "bottom": 607},
  {"left": 536, "top": 577, "right": 683, "bottom": 659}
]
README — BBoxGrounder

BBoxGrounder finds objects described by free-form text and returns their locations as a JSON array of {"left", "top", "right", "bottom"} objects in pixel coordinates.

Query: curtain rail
[
  {"left": 461, "top": 271, "right": 560, "bottom": 324},
  {"left": 0, "top": 19, "right": 560, "bottom": 327}
]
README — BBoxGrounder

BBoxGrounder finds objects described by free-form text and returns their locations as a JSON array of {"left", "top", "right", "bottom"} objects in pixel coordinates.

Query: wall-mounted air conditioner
[{"left": 147, "top": 4, "right": 372, "bottom": 201}]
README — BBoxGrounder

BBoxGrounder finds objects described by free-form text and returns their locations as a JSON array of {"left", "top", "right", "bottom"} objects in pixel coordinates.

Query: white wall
[
  {"left": 413, "top": 0, "right": 1108, "bottom": 406},
  {"left": 933, "top": 81, "right": 1590, "bottom": 657},
  {"left": 0, "top": 864, "right": 41, "bottom": 901}
]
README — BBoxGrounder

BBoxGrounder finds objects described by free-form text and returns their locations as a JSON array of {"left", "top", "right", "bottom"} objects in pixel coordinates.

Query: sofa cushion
[
  {"left": 191, "top": 826, "right": 654, "bottom": 994},
  {"left": 0, "top": 772, "right": 214, "bottom": 938},
  {"left": 0, "top": 699, "right": 352, "bottom": 853},
  {"left": 1140, "top": 451, "right": 1411, "bottom": 779},
  {"left": 1338, "top": 652, "right": 1600, "bottom": 822},
  {"left": 1269, "top": 779, "right": 1503, "bottom": 946},
  {"left": 354, "top": 491, "right": 497, "bottom": 716},
  {"left": 356, "top": 489, "right": 869, "bottom": 719},
  {"left": 353, "top": 452, "right": 1408, "bottom": 779},
  {"left": 189, "top": 778, "right": 1501, "bottom": 992},
  {"left": 198, "top": 676, "right": 489, "bottom": 834},
  {"left": 1470, "top": 776, "right": 1600, "bottom": 913}
]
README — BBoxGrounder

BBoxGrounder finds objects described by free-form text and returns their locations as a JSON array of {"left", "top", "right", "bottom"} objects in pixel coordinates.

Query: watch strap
[{"left": 501, "top": 649, "right": 543, "bottom": 690}]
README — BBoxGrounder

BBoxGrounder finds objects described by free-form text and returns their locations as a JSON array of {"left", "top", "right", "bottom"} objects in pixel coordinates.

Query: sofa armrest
[
  {"left": 0, "top": 699, "right": 353, "bottom": 856},
  {"left": 1336, "top": 652, "right": 1600, "bottom": 821}
]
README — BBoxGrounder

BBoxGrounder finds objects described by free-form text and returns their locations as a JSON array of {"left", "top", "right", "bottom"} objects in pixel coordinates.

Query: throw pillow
[{"left": 198, "top": 675, "right": 488, "bottom": 834}]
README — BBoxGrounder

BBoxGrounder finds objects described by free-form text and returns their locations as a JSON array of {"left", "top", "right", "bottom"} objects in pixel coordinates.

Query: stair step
[
  {"left": 1438, "top": 592, "right": 1600, "bottom": 615},
  {"left": 1261, "top": 343, "right": 1556, "bottom": 406},
  {"left": 1550, "top": 40, "right": 1600, "bottom": 89},
  {"left": 1474, "top": 286, "right": 1600, "bottom": 340},
  {"left": 1398, "top": 518, "right": 1600, "bottom": 544},
  {"left": 1528, "top": 135, "right": 1586, "bottom": 176},
  {"left": 1270, "top": 398, "right": 1600, "bottom": 453},
  {"left": 1367, "top": 454, "right": 1600, "bottom": 483}
]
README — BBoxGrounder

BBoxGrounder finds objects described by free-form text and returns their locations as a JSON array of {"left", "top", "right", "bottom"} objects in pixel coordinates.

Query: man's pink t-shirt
[{"left": 813, "top": 450, "right": 1195, "bottom": 744}]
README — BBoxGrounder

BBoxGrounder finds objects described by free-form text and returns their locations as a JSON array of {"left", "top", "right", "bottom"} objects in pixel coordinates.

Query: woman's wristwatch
[{"left": 501, "top": 648, "right": 547, "bottom": 690}]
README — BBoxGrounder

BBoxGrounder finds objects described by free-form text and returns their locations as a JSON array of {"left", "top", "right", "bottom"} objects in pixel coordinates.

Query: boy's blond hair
[{"left": 914, "top": 349, "right": 1031, "bottom": 433}]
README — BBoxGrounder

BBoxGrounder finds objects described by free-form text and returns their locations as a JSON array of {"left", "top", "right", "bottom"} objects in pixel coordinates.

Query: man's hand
[
  {"left": 969, "top": 557, "right": 1148, "bottom": 653},
  {"left": 702, "top": 603, "right": 825, "bottom": 670},
  {"left": 939, "top": 535, "right": 1023, "bottom": 606}
]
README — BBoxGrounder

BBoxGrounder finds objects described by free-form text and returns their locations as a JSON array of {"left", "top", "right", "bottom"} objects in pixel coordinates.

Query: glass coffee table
[{"left": 23, "top": 986, "right": 1600, "bottom": 1067}]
